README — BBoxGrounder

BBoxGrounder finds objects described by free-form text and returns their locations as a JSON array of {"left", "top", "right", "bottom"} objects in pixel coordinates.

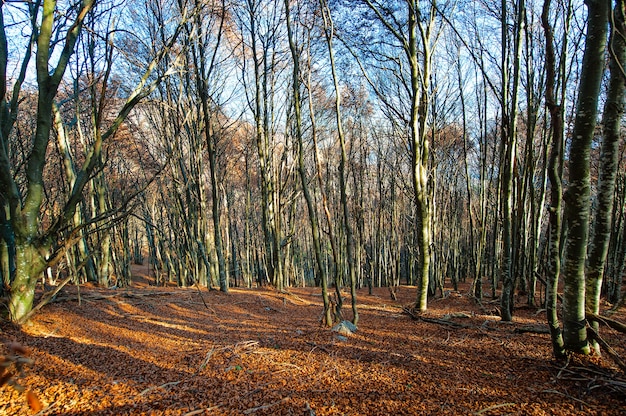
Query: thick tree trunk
[
  {"left": 586, "top": 0, "right": 625, "bottom": 354},
  {"left": 9, "top": 241, "right": 47, "bottom": 323},
  {"left": 562, "top": 0, "right": 609, "bottom": 355}
]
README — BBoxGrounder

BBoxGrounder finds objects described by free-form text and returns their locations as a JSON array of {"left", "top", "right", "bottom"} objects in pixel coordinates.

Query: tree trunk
[
  {"left": 586, "top": 0, "right": 625, "bottom": 354},
  {"left": 320, "top": 0, "right": 358, "bottom": 325},
  {"left": 562, "top": 0, "right": 609, "bottom": 355},
  {"left": 8, "top": 242, "right": 47, "bottom": 323},
  {"left": 286, "top": 0, "right": 332, "bottom": 326},
  {"left": 541, "top": 0, "right": 569, "bottom": 359}
]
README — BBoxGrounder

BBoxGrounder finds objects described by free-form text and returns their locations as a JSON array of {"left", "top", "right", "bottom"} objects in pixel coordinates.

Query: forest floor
[{"left": 1, "top": 267, "right": 626, "bottom": 415}]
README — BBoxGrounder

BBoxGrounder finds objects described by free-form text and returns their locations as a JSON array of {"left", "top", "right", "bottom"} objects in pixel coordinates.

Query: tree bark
[
  {"left": 320, "top": 0, "right": 358, "bottom": 325},
  {"left": 586, "top": 0, "right": 626, "bottom": 354},
  {"left": 562, "top": 0, "right": 609, "bottom": 355},
  {"left": 541, "top": 0, "right": 569, "bottom": 359}
]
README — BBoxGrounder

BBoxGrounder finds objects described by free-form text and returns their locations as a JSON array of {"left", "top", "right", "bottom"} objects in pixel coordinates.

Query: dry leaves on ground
[{"left": 1, "top": 269, "right": 625, "bottom": 415}]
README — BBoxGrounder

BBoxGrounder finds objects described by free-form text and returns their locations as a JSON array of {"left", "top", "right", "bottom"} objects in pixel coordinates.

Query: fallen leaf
[{"left": 26, "top": 390, "right": 43, "bottom": 412}]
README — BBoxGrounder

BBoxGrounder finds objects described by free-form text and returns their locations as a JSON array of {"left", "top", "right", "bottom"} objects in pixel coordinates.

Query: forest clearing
[{"left": 1, "top": 267, "right": 625, "bottom": 416}]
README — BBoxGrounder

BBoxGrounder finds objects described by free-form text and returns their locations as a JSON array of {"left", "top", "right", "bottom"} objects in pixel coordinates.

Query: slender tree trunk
[
  {"left": 285, "top": 1, "right": 332, "bottom": 325},
  {"left": 542, "top": 0, "right": 568, "bottom": 359},
  {"left": 410, "top": 2, "right": 434, "bottom": 312},
  {"left": 191, "top": 0, "right": 228, "bottom": 292},
  {"left": 320, "top": 0, "right": 358, "bottom": 325},
  {"left": 500, "top": 0, "right": 524, "bottom": 321}
]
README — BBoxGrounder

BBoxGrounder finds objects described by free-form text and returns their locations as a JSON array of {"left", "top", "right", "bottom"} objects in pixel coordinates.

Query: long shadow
[
  {"left": 9, "top": 285, "right": 618, "bottom": 415},
  {"left": 9, "top": 331, "right": 193, "bottom": 414}
]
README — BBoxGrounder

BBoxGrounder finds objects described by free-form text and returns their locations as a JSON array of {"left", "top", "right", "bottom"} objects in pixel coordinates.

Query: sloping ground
[{"left": 1, "top": 272, "right": 625, "bottom": 415}]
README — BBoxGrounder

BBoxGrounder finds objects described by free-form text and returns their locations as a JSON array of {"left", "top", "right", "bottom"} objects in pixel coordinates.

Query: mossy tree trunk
[
  {"left": 0, "top": 0, "right": 94, "bottom": 323},
  {"left": 562, "top": 0, "right": 609, "bottom": 355},
  {"left": 0, "top": 0, "right": 189, "bottom": 322},
  {"left": 586, "top": 0, "right": 626, "bottom": 354},
  {"left": 541, "top": 0, "right": 571, "bottom": 359}
]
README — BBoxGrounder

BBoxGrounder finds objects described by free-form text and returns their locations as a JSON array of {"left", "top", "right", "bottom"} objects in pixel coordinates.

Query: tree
[
  {"left": 541, "top": 0, "right": 572, "bottom": 359},
  {"left": 0, "top": 0, "right": 191, "bottom": 323},
  {"left": 0, "top": 0, "right": 96, "bottom": 322},
  {"left": 187, "top": 0, "right": 230, "bottom": 292},
  {"left": 561, "top": 0, "right": 609, "bottom": 355},
  {"left": 586, "top": 0, "right": 626, "bottom": 354},
  {"left": 237, "top": 0, "right": 287, "bottom": 290},
  {"left": 499, "top": 0, "right": 525, "bottom": 321},
  {"left": 320, "top": 0, "right": 359, "bottom": 324},
  {"left": 359, "top": 0, "right": 438, "bottom": 312},
  {"left": 284, "top": 0, "right": 333, "bottom": 325}
]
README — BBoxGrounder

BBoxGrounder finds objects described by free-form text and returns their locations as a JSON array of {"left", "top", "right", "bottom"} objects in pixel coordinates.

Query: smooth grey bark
[
  {"left": 500, "top": 0, "right": 524, "bottom": 322},
  {"left": 190, "top": 0, "right": 228, "bottom": 292},
  {"left": 243, "top": 0, "right": 284, "bottom": 290},
  {"left": 586, "top": 0, "right": 626, "bottom": 354},
  {"left": 361, "top": 0, "right": 436, "bottom": 312},
  {"left": 562, "top": 0, "right": 609, "bottom": 355}
]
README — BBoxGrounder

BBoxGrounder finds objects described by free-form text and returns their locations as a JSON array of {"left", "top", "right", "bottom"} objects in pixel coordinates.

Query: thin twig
[
  {"left": 183, "top": 405, "right": 222, "bottom": 416},
  {"left": 542, "top": 389, "right": 591, "bottom": 408},
  {"left": 243, "top": 397, "right": 290, "bottom": 414},
  {"left": 139, "top": 381, "right": 181, "bottom": 396},
  {"left": 473, "top": 402, "right": 516, "bottom": 415},
  {"left": 586, "top": 325, "right": 626, "bottom": 373}
]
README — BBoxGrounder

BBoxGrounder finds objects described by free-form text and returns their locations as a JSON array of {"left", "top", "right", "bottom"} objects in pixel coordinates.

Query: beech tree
[
  {"left": 562, "top": 0, "right": 609, "bottom": 354},
  {"left": 0, "top": 0, "right": 192, "bottom": 322},
  {"left": 355, "top": 0, "right": 439, "bottom": 312},
  {"left": 542, "top": 0, "right": 572, "bottom": 359},
  {"left": 237, "top": 0, "right": 288, "bottom": 290},
  {"left": 0, "top": 0, "right": 96, "bottom": 322},
  {"left": 586, "top": 0, "right": 625, "bottom": 354}
]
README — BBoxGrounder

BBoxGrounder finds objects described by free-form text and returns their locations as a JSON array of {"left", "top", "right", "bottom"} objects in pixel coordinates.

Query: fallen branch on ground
[
  {"left": 587, "top": 313, "right": 626, "bottom": 333},
  {"left": 586, "top": 325, "right": 626, "bottom": 373},
  {"left": 473, "top": 402, "right": 516, "bottom": 415},
  {"left": 514, "top": 325, "right": 550, "bottom": 334},
  {"left": 402, "top": 306, "right": 470, "bottom": 329}
]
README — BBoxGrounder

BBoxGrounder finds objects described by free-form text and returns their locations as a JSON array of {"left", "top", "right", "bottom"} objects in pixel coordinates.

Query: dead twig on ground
[
  {"left": 473, "top": 402, "right": 516, "bottom": 415},
  {"left": 402, "top": 306, "right": 470, "bottom": 329},
  {"left": 183, "top": 405, "right": 222, "bottom": 415},
  {"left": 243, "top": 397, "right": 290, "bottom": 414},
  {"left": 542, "top": 389, "right": 592, "bottom": 408},
  {"left": 586, "top": 325, "right": 626, "bottom": 373},
  {"left": 139, "top": 380, "right": 181, "bottom": 396}
]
